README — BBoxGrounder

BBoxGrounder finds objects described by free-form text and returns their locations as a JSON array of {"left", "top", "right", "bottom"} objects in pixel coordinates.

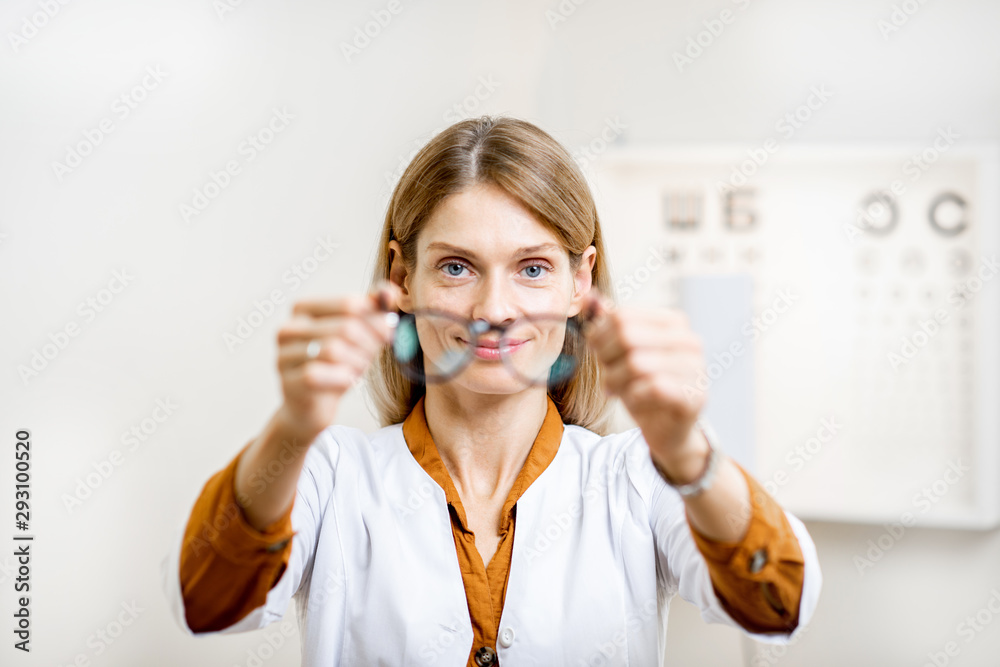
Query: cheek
[
  {"left": 410, "top": 270, "right": 460, "bottom": 306},
  {"left": 538, "top": 277, "right": 577, "bottom": 310}
]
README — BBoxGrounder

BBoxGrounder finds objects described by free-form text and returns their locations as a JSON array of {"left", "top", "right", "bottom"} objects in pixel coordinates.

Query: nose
[{"left": 470, "top": 275, "right": 520, "bottom": 333}]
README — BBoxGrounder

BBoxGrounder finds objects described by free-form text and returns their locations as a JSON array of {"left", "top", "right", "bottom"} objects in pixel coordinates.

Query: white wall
[{"left": 1, "top": 0, "right": 997, "bottom": 665}]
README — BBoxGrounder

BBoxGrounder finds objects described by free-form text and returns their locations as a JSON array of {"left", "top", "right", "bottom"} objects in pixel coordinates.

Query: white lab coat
[{"left": 162, "top": 420, "right": 821, "bottom": 666}]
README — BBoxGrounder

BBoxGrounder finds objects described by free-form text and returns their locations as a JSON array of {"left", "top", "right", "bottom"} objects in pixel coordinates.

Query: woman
[{"left": 163, "top": 116, "right": 821, "bottom": 666}]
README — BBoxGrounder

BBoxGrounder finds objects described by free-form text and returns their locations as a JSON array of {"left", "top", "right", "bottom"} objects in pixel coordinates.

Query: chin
[{"left": 447, "top": 370, "right": 537, "bottom": 396}]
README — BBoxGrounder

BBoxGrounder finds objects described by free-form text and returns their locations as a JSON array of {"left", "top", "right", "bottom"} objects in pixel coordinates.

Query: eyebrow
[{"left": 424, "top": 242, "right": 563, "bottom": 260}]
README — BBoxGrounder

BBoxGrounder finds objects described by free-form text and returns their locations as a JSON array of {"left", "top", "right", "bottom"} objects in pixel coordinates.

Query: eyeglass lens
[{"left": 390, "top": 311, "right": 582, "bottom": 386}]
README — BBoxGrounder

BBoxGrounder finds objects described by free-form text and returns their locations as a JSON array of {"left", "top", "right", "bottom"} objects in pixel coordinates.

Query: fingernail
[{"left": 384, "top": 312, "right": 399, "bottom": 328}]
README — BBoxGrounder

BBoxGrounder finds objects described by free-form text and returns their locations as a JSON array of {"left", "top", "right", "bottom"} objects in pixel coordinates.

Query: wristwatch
[{"left": 653, "top": 420, "right": 721, "bottom": 498}]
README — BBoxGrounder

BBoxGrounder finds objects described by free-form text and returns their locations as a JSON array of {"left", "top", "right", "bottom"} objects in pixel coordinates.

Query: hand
[
  {"left": 274, "top": 280, "right": 401, "bottom": 441},
  {"left": 582, "top": 292, "right": 709, "bottom": 482}
]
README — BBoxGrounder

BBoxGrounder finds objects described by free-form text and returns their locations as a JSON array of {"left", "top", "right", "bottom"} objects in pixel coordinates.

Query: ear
[
  {"left": 568, "top": 245, "right": 597, "bottom": 317},
  {"left": 388, "top": 240, "right": 414, "bottom": 313}
]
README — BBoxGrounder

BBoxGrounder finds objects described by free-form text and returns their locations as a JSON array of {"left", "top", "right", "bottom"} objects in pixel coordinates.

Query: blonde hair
[{"left": 364, "top": 115, "right": 617, "bottom": 435}]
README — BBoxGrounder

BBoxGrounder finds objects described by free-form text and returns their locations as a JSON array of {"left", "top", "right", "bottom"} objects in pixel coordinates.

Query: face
[{"left": 388, "top": 182, "right": 596, "bottom": 395}]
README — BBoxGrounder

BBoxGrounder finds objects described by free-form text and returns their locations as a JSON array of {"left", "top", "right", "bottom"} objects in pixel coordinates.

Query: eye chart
[{"left": 590, "top": 143, "right": 1000, "bottom": 528}]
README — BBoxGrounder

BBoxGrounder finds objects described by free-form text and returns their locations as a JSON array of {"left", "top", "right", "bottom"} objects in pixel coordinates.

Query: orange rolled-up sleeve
[
  {"left": 687, "top": 461, "right": 805, "bottom": 635},
  {"left": 179, "top": 439, "right": 297, "bottom": 633}
]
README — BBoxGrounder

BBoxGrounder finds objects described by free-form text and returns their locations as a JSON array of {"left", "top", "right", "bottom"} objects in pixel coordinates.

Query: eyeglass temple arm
[{"left": 577, "top": 297, "right": 605, "bottom": 333}]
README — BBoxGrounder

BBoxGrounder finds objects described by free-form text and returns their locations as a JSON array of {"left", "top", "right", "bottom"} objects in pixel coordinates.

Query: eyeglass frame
[{"left": 387, "top": 306, "right": 596, "bottom": 386}]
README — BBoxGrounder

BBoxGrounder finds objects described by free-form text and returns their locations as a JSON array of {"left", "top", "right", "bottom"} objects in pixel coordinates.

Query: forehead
[{"left": 419, "top": 183, "right": 563, "bottom": 254}]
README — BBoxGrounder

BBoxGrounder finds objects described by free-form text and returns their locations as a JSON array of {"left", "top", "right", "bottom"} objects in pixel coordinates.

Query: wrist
[
  {"left": 652, "top": 422, "right": 721, "bottom": 497},
  {"left": 652, "top": 426, "right": 711, "bottom": 485},
  {"left": 272, "top": 404, "right": 325, "bottom": 448}
]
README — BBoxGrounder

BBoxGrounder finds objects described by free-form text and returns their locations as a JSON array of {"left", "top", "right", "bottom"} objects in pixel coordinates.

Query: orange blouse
[{"left": 179, "top": 396, "right": 805, "bottom": 665}]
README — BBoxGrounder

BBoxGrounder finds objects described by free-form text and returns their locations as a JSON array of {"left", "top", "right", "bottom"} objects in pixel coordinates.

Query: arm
[
  {"left": 653, "top": 429, "right": 805, "bottom": 633},
  {"left": 234, "top": 406, "right": 316, "bottom": 530},
  {"left": 650, "top": 425, "right": 750, "bottom": 542},
  {"left": 179, "top": 410, "right": 319, "bottom": 632},
  {"left": 641, "top": 435, "right": 821, "bottom": 643},
  {"left": 174, "top": 284, "right": 398, "bottom": 633},
  {"left": 581, "top": 292, "right": 817, "bottom": 636}
]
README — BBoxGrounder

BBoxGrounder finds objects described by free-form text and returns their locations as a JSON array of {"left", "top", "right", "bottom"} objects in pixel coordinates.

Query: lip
[{"left": 462, "top": 337, "right": 528, "bottom": 360}]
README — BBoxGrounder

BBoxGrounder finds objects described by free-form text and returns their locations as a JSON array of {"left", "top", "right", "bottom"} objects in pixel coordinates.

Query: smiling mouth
[{"left": 459, "top": 337, "right": 528, "bottom": 360}]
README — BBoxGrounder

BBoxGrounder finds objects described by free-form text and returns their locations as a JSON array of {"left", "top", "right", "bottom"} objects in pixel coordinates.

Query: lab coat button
[
  {"left": 499, "top": 627, "right": 515, "bottom": 647},
  {"left": 265, "top": 539, "right": 289, "bottom": 553},
  {"left": 474, "top": 646, "right": 497, "bottom": 665},
  {"left": 748, "top": 548, "right": 767, "bottom": 573}
]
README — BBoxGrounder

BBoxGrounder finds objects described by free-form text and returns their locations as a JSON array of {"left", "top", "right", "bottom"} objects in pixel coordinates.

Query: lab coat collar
[{"left": 401, "top": 393, "right": 564, "bottom": 534}]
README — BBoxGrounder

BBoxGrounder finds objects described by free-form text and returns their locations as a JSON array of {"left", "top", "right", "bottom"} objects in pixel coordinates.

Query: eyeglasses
[{"left": 389, "top": 308, "right": 590, "bottom": 387}]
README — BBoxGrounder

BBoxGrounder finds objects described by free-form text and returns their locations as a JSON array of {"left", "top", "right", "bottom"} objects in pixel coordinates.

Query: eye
[
  {"left": 441, "top": 262, "right": 468, "bottom": 277},
  {"left": 521, "top": 263, "right": 551, "bottom": 279}
]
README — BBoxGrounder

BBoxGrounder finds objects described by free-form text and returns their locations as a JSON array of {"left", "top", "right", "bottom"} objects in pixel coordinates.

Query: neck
[{"left": 423, "top": 385, "right": 549, "bottom": 502}]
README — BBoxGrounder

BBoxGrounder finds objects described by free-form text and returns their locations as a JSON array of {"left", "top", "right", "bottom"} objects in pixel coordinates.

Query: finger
[
  {"left": 372, "top": 280, "right": 404, "bottom": 315},
  {"left": 278, "top": 318, "right": 391, "bottom": 371},
  {"left": 587, "top": 308, "right": 693, "bottom": 352},
  {"left": 580, "top": 290, "right": 614, "bottom": 329},
  {"left": 593, "top": 327, "right": 702, "bottom": 367},
  {"left": 278, "top": 335, "right": 374, "bottom": 373},
  {"left": 284, "top": 362, "right": 358, "bottom": 392},
  {"left": 601, "top": 350, "right": 704, "bottom": 395},
  {"left": 590, "top": 321, "right": 703, "bottom": 367},
  {"left": 279, "top": 310, "right": 397, "bottom": 348},
  {"left": 291, "top": 287, "right": 402, "bottom": 332},
  {"left": 292, "top": 293, "right": 378, "bottom": 318},
  {"left": 618, "top": 373, "right": 703, "bottom": 416}
]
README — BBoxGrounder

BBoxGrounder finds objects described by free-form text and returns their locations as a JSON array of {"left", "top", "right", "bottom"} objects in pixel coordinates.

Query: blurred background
[{"left": 1, "top": 0, "right": 999, "bottom": 665}]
